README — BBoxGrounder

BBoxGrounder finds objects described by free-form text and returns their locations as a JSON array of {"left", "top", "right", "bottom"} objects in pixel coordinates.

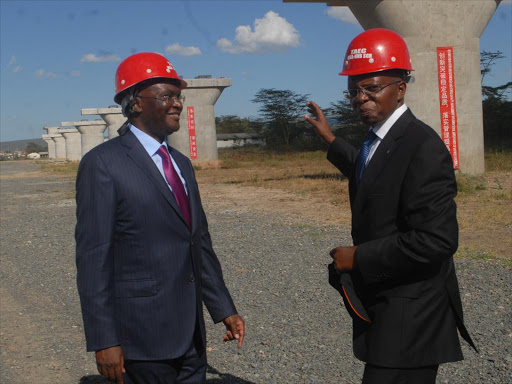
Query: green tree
[
  {"left": 325, "top": 99, "right": 367, "bottom": 148},
  {"left": 26, "top": 142, "right": 45, "bottom": 153},
  {"left": 251, "top": 88, "right": 310, "bottom": 146},
  {"left": 480, "top": 50, "right": 512, "bottom": 149},
  {"left": 215, "top": 115, "right": 264, "bottom": 134}
]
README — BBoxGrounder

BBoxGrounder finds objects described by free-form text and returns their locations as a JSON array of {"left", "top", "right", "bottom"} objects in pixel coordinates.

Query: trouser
[
  {"left": 362, "top": 364, "right": 439, "bottom": 384},
  {"left": 123, "top": 337, "right": 206, "bottom": 384}
]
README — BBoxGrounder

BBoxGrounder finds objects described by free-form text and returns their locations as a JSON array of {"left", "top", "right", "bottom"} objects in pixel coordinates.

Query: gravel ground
[{"left": 0, "top": 160, "right": 510, "bottom": 384}]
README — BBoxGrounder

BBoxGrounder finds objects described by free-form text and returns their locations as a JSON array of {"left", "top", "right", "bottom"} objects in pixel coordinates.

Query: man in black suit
[
  {"left": 305, "top": 29, "right": 476, "bottom": 384},
  {"left": 76, "top": 52, "right": 244, "bottom": 384}
]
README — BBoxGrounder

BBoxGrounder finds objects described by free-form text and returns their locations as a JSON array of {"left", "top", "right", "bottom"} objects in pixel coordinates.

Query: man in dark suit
[
  {"left": 305, "top": 29, "right": 476, "bottom": 384},
  {"left": 76, "top": 52, "right": 244, "bottom": 384}
]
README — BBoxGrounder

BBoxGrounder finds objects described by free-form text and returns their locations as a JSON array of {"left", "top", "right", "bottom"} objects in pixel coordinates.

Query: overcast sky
[{"left": 1, "top": 0, "right": 511, "bottom": 142}]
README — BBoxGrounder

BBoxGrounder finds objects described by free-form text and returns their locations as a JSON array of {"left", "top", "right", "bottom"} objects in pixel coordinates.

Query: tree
[
  {"left": 26, "top": 142, "right": 45, "bottom": 153},
  {"left": 480, "top": 51, "right": 512, "bottom": 148},
  {"left": 215, "top": 115, "right": 264, "bottom": 134},
  {"left": 251, "top": 88, "right": 310, "bottom": 146},
  {"left": 325, "top": 99, "right": 367, "bottom": 148}
]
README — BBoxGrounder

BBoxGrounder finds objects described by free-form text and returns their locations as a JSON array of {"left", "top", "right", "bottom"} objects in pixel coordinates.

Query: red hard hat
[
  {"left": 114, "top": 52, "right": 187, "bottom": 104},
  {"left": 339, "top": 28, "right": 414, "bottom": 76}
]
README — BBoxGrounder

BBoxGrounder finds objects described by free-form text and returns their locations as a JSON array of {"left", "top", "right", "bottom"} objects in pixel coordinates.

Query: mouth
[{"left": 167, "top": 111, "right": 181, "bottom": 121}]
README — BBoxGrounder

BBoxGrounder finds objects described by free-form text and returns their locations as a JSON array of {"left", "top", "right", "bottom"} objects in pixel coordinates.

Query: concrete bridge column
[
  {"left": 284, "top": 0, "right": 502, "bottom": 174},
  {"left": 81, "top": 106, "right": 125, "bottom": 139},
  {"left": 73, "top": 120, "right": 107, "bottom": 157},
  {"left": 42, "top": 126, "right": 60, "bottom": 159},
  {"left": 51, "top": 133, "right": 67, "bottom": 159},
  {"left": 168, "top": 78, "right": 232, "bottom": 161},
  {"left": 59, "top": 127, "right": 82, "bottom": 161},
  {"left": 42, "top": 134, "right": 56, "bottom": 159}
]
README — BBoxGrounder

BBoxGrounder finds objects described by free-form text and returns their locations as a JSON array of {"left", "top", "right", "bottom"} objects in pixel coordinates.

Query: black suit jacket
[
  {"left": 327, "top": 109, "right": 476, "bottom": 368},
  {"left": 75, "top": 129, "right": 237, "bottom": 360}
]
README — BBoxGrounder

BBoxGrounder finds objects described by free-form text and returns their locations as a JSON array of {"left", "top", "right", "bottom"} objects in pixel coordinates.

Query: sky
[{"left": 1, "top": 0, "right": 511, "bottom": 142}]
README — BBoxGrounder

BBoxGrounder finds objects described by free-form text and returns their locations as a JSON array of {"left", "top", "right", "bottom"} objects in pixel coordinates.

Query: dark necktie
[
  {"left": 157, "top": 145, "right": 191, "bottom": 228},
  {"left": 356, "top": 130, "right": 378, "bottom": 183}
]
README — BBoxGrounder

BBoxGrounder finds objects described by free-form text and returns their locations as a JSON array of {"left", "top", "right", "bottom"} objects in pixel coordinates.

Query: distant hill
[{"left": 0, "top": 138, "right": 47, "bottom": 152}]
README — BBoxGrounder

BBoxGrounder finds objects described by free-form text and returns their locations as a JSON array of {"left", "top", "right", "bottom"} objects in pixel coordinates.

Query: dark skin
[
  {"left": 304, "top": 71, "right": 406, "bottom": 272},
  {"left": 96, "top": 80, "right": 245, "bottom": 383}
]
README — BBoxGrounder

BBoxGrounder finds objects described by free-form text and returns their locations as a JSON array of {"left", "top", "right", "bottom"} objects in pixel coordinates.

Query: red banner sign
[
  {"left": 437, "top": 47, "right": 459, "bottom": 169},
  {"left": 187, "top": 106, "right": 197, "bottom": 160}
]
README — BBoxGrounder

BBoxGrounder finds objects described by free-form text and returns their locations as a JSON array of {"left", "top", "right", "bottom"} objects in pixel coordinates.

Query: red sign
[
  {"left": 187, "top": 106, "right": 197, "bottom": 160},
  {"left": 437, "top": 47, "right": 459, "bottom": 169}
]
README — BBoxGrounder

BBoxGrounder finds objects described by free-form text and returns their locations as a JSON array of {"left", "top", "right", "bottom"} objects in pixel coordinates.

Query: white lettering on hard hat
[
  {"left": 347, "top": 49, "right": 372, "bottom": 62},
  {"left": 146, "top": 69, "right": 152, "bottom": 73}
]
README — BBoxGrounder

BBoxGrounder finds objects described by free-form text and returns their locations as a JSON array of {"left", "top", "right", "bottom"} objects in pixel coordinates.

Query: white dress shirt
[{"left": 365, "top": 103, "right": 408, "bottom": 167}]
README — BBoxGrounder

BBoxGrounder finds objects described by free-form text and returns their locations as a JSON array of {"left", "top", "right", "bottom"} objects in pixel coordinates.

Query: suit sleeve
[
  {"left": 327, "top": 137, "right": 359, "bottom": 178},
  {"left": 75, "top": 152, "right": 119, "bottom": 351},
  {"left": 356, "top": 135, "right": 458, "bottom": 285},
  {"left": 187, "top": 163, "right": 237, "bottom": 323}
]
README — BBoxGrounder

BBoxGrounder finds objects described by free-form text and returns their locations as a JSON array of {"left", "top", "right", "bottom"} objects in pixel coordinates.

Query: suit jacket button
[{"left": 189, "top": 274, "right": 196, "bottom": 282}]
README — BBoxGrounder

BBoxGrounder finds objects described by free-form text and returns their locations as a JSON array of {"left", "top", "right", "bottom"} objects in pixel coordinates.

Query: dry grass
[
  {"left": 195, "top": 147, "right": 511, "bottom": 262},
  {"left": 32, "top": 148, "right": 510, "bottom": 262},
  {"left": 39, "top": 160, "right": 79, "bottom": 174}
]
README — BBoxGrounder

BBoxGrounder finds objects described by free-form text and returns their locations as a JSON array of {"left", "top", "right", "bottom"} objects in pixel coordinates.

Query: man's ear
[
  {"left": 397, "top": 81, "right": 407, "bottom": 103},
  {"left": 132, "top": 96, "right": 143, "bottom": 113}
]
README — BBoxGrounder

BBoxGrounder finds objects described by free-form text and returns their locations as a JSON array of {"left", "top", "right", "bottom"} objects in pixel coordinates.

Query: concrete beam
[
  {"left": 81, "top": 106, "right": 125, "bottom": 139},
  {"left": 43, "top": 126, "right": 60, "bottom": 135},
  {"left": 283, "top": 0, "right": 501, "bottom": 174},
  {"left": 168, "top": 78, "right": 232, "bottom": 161}
]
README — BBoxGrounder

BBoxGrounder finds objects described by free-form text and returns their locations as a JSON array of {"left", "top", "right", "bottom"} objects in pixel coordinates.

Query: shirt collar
[
  {"left": 129, "top": 123, "right": 169, "bottom": 157},
  {"left": 372, "top": 104, "right": 408, "bottom": 140}
]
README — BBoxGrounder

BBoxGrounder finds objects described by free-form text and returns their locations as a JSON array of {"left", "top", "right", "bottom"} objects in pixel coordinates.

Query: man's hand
[
  {"left": 330, "top": 246, "right": 357, "bottom": 272},
  {"left": 222, "top": 314, "right": 245, "bottom": 349},
  {"left": 96, "top": 346, "right": 125, "bottom": 384},
  {"left": 304, "top": 100, "right": 336, "bottom": 145}
]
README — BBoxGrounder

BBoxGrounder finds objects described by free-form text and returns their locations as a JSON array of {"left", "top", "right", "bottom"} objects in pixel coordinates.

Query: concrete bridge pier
[
  {"left": 73, "top": 120, "right": 107, "bottom": 157},
  {"left": 168, "top": 78, "right": 232, "bottom": 161},
  {"left": 42, "top": 126, "right": 59, "bottom": 159},
  {"left": 51, "top": 133, "right": 67, "bottom": 159},
  {"left": 284, "top": 0, "right": 502, "bottom": 174},
  {"left": 81, "top": 106, "right": 125, "bottom": 139},
  {"left": 59, "top": 123, "right": 82, "bottom": 161},
  {"left": 42, "top": 134, "right": 56, "bottom": 159}
]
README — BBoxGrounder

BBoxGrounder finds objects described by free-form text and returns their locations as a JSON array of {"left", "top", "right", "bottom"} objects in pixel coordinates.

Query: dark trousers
[
  {"left": 362, "top": 364, "right": 439, "bottom": 384},
  {"left": 123, "top": 338, "right": 206, "bottom": 384}
]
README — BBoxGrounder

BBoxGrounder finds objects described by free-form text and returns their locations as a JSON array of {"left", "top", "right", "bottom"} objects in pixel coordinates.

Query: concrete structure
[
  {"left": 59, "top": 125, "right": 82, "bottom": 161},
  {"left": 284, "top": 0, "right": 501, "bottom": 174},
  {"left": 217, "top": 133, "right": 266, "bottom": 148},
  {"left": 42, "top": 134, "right": 56, "bottom": 159},
  {"left": 43, "top": 126, "right": 60, "bottom": 159},
  {"left": 81, "top": 106, "right": 125, "bottom": 139},
  {"left": 51, "top": 133, "right": 67, "bottom": 159},
  {"left": 73, "top": 120, "right": 107, "bottom": 157},
  {"left": 169, "top": 78, "right": 232, "bottom": 161}
]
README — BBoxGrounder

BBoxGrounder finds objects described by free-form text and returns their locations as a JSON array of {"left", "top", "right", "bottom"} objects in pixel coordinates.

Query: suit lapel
[
  {"left": 354, "top": 109, "right": 413, "bottom": 203},
  {"left": 121, "top": 131, "right": 189, "bottom": 229}
]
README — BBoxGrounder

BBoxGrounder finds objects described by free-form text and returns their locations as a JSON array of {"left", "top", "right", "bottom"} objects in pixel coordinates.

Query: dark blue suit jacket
[{"left": 75, "top": 129, "right": 237, "bottom": 360}]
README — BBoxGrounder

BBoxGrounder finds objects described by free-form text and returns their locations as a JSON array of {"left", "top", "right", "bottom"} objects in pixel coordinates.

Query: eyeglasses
[
  {"left": 343, "top": 80, "right": 402, "bottom": 100},
  {"left": 137, "top": 94, "right": 186, "bottom": 104}
]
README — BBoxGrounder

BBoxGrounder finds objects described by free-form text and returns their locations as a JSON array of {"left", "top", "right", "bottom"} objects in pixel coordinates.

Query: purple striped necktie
[{"left": 156, "top": 145, "right": 191, "bottom": 228}]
